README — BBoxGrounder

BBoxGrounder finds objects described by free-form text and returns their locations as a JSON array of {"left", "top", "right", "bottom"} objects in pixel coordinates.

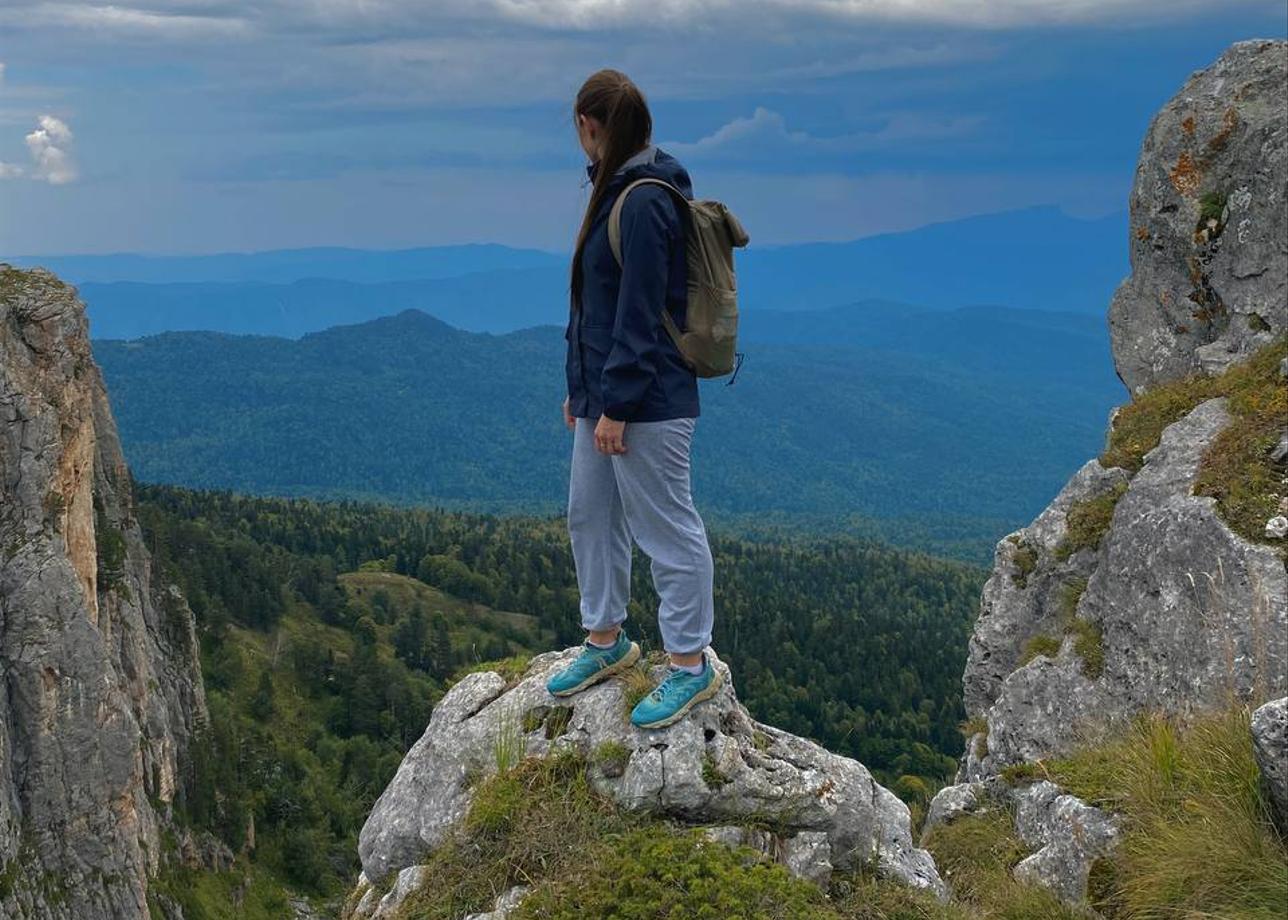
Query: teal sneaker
[
  {"left": 629, "top": 656, "right": 724, "bottom": 729},
  {"left": 546, "top": 632, "right": 641, "bottom": 697}
]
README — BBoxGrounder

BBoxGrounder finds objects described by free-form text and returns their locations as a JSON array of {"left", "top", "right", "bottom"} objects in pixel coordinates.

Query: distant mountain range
[
  {"left": 10, "top": 243, "right": 563, "bottom": 285},
  {"left": 15, "top": 206, "right": 1127, "bottom": 340},
  {"left": 93, "top": 301, "right": 1124, "bottom": 563}
]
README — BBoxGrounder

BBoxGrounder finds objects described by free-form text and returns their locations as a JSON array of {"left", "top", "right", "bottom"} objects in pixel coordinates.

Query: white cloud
[
  {"left": 24, "top": 115, "right": 77, "bottom": 184},
  {"left": 0, "top": 162, "right": 23, "bottom": 179},
  {"left": 666, "top": 107, "right": 984, "bottom": 160},
  {"left": 1, "top": 0, "right": 1273, "bottom": 39}
]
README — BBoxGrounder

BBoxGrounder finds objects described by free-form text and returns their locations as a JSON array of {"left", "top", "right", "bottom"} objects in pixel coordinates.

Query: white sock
[
  {"left": 670, "top": 658, "right": 704, "bottom": 676},
  {"left": 587, "top": 633, "right": 620, "bottom": 649}
]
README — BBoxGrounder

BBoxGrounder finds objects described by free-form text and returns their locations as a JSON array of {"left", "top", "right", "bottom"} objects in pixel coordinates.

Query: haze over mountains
[
  {"left": 7, "top": 203, "right": 1131, "bottom": 562},
  {"left": 13, "top": 206, "right": 1127, "bottom": 339}
]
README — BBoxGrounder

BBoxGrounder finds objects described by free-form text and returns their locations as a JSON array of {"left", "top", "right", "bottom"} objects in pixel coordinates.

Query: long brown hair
[{"left": 570, "top": 69, "right": 653, "bottom": 308}]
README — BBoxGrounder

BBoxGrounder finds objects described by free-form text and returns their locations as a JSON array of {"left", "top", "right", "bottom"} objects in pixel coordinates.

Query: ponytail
[{"left": 570, "top": 69, "right": 653, "bottom": 309}]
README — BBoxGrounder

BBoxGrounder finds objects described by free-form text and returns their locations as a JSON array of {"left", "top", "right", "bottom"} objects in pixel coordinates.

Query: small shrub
[
  {"left": 402, "top": 750, "right": 623, "bottom": 920},
  {"left": 830, "top": 871, "right": 971, "bottom": 919}
]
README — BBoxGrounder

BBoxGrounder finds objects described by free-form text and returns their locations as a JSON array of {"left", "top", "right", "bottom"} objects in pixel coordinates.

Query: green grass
[
  {"left": 513, "top": 828, "right": 836, "bottom": 920},
  {"left": 1018, "top": 634, "right": 1061, "bottom": 666},
  {"left": 1067, "top": 618, "right": 1104, "bottom": 679},
  {"left": 392, "top": 748, "right": 969, "bottom": 920},
  {"left": 1102, "top": 335, "right": 1282, "bottom": 494},
  {"left": 922, "top": 808, "right": 1082, "bottom": 919},
  {"left": 147, "top": 861, "right": 295, "bottom": 920},
  {"left": 1054, "top": 481, "right": 1127, "bottom": 561},
  {"left": 451, "top": 654, "right": 532, "bottom": 688},
  {"left": 1193, "top": 341, "right": 1288, "bottom": 547},
  {"left": 591, "top": 740, "right": 631, "bottom": 776},
  {"left": 1041, "top": 708, "right": 1288, "bottom": 919},
  {"left": 1007, "top": 538, "right": 1039, "bottom": 588},
  {"left": 702, "top": 753, "right": 731, "bottom": 790}
]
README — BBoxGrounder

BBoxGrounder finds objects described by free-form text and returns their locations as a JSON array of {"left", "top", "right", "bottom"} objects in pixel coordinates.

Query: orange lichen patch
[
  {"left": 1136, "top": 225, "right": 1151, "bottom": 241},
  {"left": 1169, "top": 151, "right": 1202, "bottom": 196},
  {"left": 1204, "top": 107, "right": 1240, "bottom": 159},
  {"left": 1182, "top": 115, "right": 1196, "bottom": 135}
]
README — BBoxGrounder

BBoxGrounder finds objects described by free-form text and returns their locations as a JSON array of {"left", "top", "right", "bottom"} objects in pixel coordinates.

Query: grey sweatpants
[{"left": 567, "top": 416, "right": 714, "bottom": 654}]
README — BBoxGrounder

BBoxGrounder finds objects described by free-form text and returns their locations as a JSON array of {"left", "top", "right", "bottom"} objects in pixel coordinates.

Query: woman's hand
[
  {"left": 595, "top": 415, "right": 627, "bottom": 454},
  {"left": 562, "top": 397, "right": 575, "bottom": 431}
]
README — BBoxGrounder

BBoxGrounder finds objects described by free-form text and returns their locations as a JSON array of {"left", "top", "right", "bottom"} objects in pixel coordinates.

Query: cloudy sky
[{"left": 0, "top": 1, "right": 1283, "bottom": 255}]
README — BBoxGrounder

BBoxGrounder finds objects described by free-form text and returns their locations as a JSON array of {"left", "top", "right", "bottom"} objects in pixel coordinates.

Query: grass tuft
[
  {"left": 591, "top": 740, "right": 631, "bottom": 777},
  {"left": 1038, "top": 708, "right": 1288, "bottom": 918},
  {"left": 923, "top": 808, "right": 1081, "bottom": 918},
  {"left": 1018, "top": 634, "right": 1061, "bottom": 666},
  {"left": 619, "top": 663, "right": 657, "bottom": 722},
  {"left": 1054, "top": 481, "right": 1127, "bottom": 561},
  {"left": 1101, "top": 338, "right": 1286, "bottom": 550},
  {"left": 1009, "top": 540, "right": 1039, "bottom": 588}
]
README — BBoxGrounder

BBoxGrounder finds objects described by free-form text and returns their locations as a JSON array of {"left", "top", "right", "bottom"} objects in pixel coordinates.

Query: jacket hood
[{"left": 587, "top": 146, "right": 693, "bottom": 199}]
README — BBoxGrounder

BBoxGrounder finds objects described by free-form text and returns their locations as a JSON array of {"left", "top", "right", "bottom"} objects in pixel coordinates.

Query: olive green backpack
[{"left": 608, "top": 178, "right": 750, "bottom": 379}]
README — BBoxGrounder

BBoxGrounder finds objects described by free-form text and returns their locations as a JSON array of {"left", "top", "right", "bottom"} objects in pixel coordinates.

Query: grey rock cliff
[
  {"left": 352, "top": 647, "right": 943, "bottom": 916},
  {"left": 968, "top": 397, "right": 1287, "bottom": 775},
  {"left": 0, "top": 266, "right": 207, "bottom": 919},
  {"left": 938, "top": 42, "right": 1288, "bottom": 907},
  {"left": 1109, "top": 39, "right": 1287, "bottom": 395}
]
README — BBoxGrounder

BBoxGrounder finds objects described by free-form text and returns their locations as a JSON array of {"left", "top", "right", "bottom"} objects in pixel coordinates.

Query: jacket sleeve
[{"left": 601, "top": 186, "right": 678, "bottom": 421}]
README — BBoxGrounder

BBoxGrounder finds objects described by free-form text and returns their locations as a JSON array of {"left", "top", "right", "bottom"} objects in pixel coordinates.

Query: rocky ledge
[{"left": 352, "top": 647, "right": 943, "bottom": 918}]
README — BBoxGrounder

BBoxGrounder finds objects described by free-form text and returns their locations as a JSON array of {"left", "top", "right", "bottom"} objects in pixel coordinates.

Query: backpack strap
[
  {"left": 606, "top": 177, "right": 689, "bottom": 355},
  {"left": 607, "top": 177, "right": 687, "bottom": 267}
]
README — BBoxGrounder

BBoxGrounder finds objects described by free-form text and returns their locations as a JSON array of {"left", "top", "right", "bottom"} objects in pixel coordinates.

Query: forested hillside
[
  {"left": 136, "top": 485, "right": 982, "bottom": 903},
  {"left": 96, "top": 303, "right": 1122, "bottom": 563}
]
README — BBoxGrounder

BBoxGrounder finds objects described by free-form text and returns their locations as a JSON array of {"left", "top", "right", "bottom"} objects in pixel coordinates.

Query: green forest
[
  {"left": 94, "top": 306, "right": 1122, "bottom": 564},
  {"left": 137, "top": 484, "right": 983, "bottom": 898}
]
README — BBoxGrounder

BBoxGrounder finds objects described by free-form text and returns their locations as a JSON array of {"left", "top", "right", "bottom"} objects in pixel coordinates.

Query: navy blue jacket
[{"left": 565, "top": 146, "right": 700, "bottom": 422}]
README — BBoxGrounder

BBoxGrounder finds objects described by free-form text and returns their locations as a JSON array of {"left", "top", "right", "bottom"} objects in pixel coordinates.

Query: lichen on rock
[{"left": 1109, "top": 40, "right": 1287, "bottom": 395}]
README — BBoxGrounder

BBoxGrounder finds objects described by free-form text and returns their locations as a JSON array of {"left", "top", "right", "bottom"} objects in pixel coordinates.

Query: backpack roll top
[{"left": 607, "top": 178, "right": 749, "bottom": 379}]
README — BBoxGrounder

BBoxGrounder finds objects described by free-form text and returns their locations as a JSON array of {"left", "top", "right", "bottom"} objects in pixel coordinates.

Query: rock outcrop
[
  {"left": 1252, "top": 697, "right": 1288, "bottom": 835},
  {"left": 0, "top": 266, "right": 207, "bottom": 919},
  {"left": 933, "top": 41, "right": 1288, "bottom": 907},
  {"left": 1109, "top": 40, "right": 1286, "bottom": 395},
  {"left": 963, "top": 397, "right": 1287, "bottom": 778},
  {"left": 352, "top": 647, "right": 943, "bottom": 916}
]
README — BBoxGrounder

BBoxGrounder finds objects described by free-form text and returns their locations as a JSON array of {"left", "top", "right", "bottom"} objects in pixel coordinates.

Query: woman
[{"left": 545, "top": 69, "right": 721, "bottom": 729}]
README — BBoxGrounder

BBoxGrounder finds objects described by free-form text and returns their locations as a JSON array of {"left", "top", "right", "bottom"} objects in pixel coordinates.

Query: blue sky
[{"left": 1, "top": 1, "right": 1283, "bottom": 255}]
